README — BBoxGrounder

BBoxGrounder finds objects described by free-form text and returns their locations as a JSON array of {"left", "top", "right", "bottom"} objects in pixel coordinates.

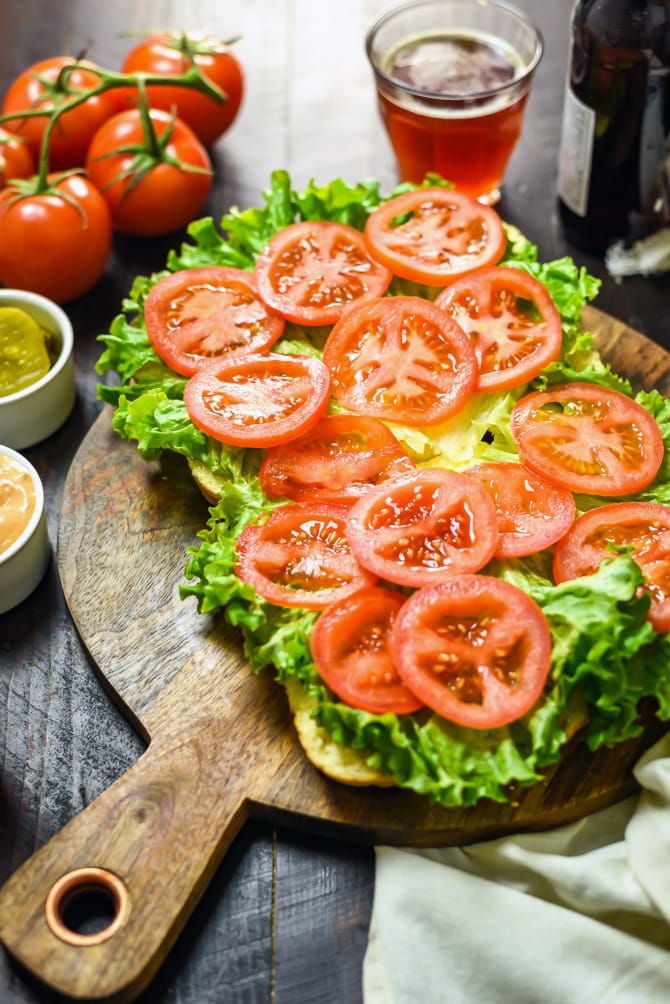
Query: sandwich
[{"left": 97, "top": 171, "right": 670, "bottom": 808}]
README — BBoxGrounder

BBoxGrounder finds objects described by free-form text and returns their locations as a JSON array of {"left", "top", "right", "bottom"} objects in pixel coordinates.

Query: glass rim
[{"left": 365, "top": 0, "right": 544, "bottom": 104}]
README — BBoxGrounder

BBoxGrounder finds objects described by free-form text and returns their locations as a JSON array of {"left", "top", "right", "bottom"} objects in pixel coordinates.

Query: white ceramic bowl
[
  {"left": 0, "top": 289, "right": 75, "bottom": 449},
  {"left": 0, "top": 445, "right": 50, "bottom": 615}
]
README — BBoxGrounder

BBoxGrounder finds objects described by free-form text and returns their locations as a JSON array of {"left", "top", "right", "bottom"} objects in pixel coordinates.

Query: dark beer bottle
[{"left": 557, "top": 0, "right": 670, "bottom": 254}]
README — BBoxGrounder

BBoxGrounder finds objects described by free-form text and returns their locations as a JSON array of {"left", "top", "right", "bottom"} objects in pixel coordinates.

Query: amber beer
[{"left": 366, "top": 1, "right": 543, "bottom": 205}]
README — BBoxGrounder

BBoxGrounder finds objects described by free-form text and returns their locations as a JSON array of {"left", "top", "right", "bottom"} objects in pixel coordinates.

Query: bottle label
[{"left": 557, "top": 86, "right": 596, "bottom": 217}]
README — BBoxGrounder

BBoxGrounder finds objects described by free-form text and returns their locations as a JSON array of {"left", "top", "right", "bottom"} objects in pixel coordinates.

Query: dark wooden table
[{"left": 1, "top": 2, "right": 669, "bottom": 1002}]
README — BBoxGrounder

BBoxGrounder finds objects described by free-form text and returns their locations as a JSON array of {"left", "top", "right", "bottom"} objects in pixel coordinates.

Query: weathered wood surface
[{"left": 1, "top": 1, "right": 670, "bottom": 1002}]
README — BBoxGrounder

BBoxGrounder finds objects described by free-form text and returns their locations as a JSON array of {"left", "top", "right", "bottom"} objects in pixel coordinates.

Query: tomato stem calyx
[
  {"left": 2, "top": 168, "right": 90, "bottom": 223},
  {"left": 167, "top": 30, "right": 242, "bottom": 61},
  {"left": 90, "top": 87, "right": 212, "bottom": 201}
]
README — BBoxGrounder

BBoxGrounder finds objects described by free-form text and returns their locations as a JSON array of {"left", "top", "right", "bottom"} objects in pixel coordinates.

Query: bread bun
[
  {"left": 284, "top": 677, "right": 395, "bottom": 787},
  {"left": 188, "top": 459, "right": 227, "bottom": 504}
]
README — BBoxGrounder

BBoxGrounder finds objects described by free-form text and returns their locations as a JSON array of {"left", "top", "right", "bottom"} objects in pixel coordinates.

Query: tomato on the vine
[
  {"left": 311, "top": 586, "right": 424, "bottom": 714},
  {"left": 0, "top": 172, "right": 112, "bottom": 303},
  {"left": 144, "top": 266, "right": 285, "bottom": 376},
  {"left": 553, "top": 501, "right": 670, "bottom": 633},
  {"left": 0, "top": 128, "right": 34, "bottom": 187},
  {"left": 1, "top": 57, "right": 121, "bottom": 171},
  {"left": 235, "top": 502, "right": 377, "bottom": 609},
  {"left": 85, "top": 107, "right": 212, "bottom": 236},
  {"left": 363, "top": 187, "right": 506, "bottom": 286},
  {"left": 435, "top": 267, "right": 564, "bottom": 392},
  {"left": 119, "top": 32, "right": 244, "bottom": 147},
  {"left": 510, "top": 383, "right": 664, "bottom": 497},
  {"left": 390, "top": 574, "right": 552, "bottom": 729},
  {"left": 259, "top": 413, "right": 416, "bottom": 504}
]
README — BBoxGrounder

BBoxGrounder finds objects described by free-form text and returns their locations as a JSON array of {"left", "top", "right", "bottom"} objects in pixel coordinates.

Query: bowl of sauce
[
  {"left": 0, "top": 289, "right": 75, "bottom": 449},
  {"left": 0, "top": 445, "right": 49, "bottom": 615}
]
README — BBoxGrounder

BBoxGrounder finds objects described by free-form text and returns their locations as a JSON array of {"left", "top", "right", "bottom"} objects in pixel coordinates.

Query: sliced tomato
[
  {"left": 311, "top": 586, "right": 423, "bottom": 714},
  {"left": 260, "top": 413, "right": 415, "bottom": 504},
  {"left": 235, "top": 503, "right": 377, "bottom": 609},
  {"left": 183, "top": 352, "right": 331, "bottom": 448},
  {"left": 253, "top": 220, "right": 392, "bottom": 326},
  {"left": 363, "top": 187, "right": 506, "bottom": 286},
  {"left": 553, "top": 501, "right": 670, "bottom": 633},
  {"left": 390, "top": 574, "right": 552, "bottom": 729},
  {"left": 144, "top": 266, "right": 285, "bottom": 376},
  {"left": 466, "top": 462, "right": 575, "bottom": 559},
  {"left": 434, "top": 267, "right": 564, "bottom": 392},
  {"left": 345, "top": 468, "right": 499, "bottom": 588},
  {"left": 510, "top": 383, "right": 664, "bottom": 497},
  {"left": 322, "top": 295, "right": 477, "bottom": 426}
]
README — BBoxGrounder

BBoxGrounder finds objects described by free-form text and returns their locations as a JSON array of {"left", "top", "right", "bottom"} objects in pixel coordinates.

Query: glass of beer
[{"left": 365, "top": 0, "right": 543, "bottom": 204}]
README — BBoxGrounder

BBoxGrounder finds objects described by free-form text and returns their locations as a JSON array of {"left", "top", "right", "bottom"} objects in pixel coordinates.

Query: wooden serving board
[{"left": 0, "top": 305, "right": 668, "bottom": 1003}]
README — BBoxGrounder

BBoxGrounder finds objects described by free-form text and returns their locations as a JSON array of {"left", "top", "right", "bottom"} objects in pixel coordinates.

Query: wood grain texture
[
  {"left": 1, "top": 1, "right": 670, "bottom": 1002},
  {"left": 0, "top": 308, "right": 668, "bottom": 1002}
]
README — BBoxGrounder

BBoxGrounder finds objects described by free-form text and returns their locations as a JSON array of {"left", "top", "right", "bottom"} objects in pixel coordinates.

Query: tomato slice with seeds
[
  {"left": 465, "top": 462, "right": 575, "bottom": 559},
  {"left": 311, "top": 586, "right": 423, "bottom": 714},
  {"left": 144, "top": 266, "right": 285, "bottom": 376},
  {"left": 553, "top": 501, "right": 670, "bottom": 633},
  {"left": 345, "top": 468, "right": 499, "bottom": 588},
  {"left": 390, "top": 574, "right": 552, "bottom": 729},
  {"left": 235, "top": 503, "right": 377, "bottom": 609},
  {"left": 183, "top": 352, "right": 331, "bottom": 448},
  {"left": 322, "top": 295, "right": 477, "bottom": 426},
  {"left": 363, "top": 187, "right": 506, "bottom": 286},
  {"left": 510, "top": 383, "right": 664, "bottom": 497},
  {"left": 260, "top": 413, "right": 416, "bottom": 504},
  {"left": 434, "top": 267, "right": 563, "bottom": 392},
  {"left": 253, "top": 220, "right": 392, "bottom": 326}
]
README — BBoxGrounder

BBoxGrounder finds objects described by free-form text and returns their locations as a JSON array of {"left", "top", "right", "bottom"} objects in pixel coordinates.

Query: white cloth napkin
[
  {"left": 605, "top": 228, "right": 670, "bottom": 278},
  {"left": 363, "top": 733, "right": 670, "bottom": 1004}
]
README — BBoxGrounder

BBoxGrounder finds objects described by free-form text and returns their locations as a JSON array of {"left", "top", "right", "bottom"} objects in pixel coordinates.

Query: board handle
[{"left": 0, "top": 647, "right": 282, "bottom": 1002}]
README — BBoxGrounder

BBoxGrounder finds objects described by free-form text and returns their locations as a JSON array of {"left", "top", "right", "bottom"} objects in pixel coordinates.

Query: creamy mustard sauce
[{"left": 0, "top": 454, "right": 37, "bottom": 555}]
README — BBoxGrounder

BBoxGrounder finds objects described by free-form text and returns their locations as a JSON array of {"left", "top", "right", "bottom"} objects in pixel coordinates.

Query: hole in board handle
[{"left": 45, "top": 867, "right": 130, "bottom": 946}]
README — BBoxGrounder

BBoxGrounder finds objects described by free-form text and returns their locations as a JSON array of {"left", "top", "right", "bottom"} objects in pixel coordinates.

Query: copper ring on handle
[{"left": 44, "top": 866, "right": 130, "bottom": 946}]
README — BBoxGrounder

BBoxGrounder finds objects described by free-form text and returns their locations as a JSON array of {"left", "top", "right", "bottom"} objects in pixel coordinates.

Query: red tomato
[
  {"left": 1, "top": 57, "right": 121, "bottom": 170},
  {"left": 510, "top": 383, "right": 664, "bottom": 497},
  {"left": 553, "top": 501, "right": 670, "bottom": 633},
  {"left": 120, "top": 32, "right": 244, "bottom": 147},
  {"left": 85, "top": 108, "right": 212, "bottom": 237},
  {"left": 434, "top": 267, "right": 564, "bottom": 392},
  {"left": 144, "top": 266, "right": 285, "bottom": 376},
  {"left": 363, "top": 187, "right": 506, "bottom": 286},
  {"left": 183, "top": 352, "right": 331, "bottom": 448},
  {"left": 311, "top": 587, "right": 423, "bottom": 714},
  {"left": 253, "top": 220, "right": 392, "bottom": 326},
  {"left": 322, "top": 295, "right": 477, "bottom": 426},
  {"left": 466, "top": 462, "right": 576, "bottom": 559},
  {"left": 0, "top": 173, "right": 112, "bottom": 303},
  {"left": 390, "top": 574, "right": 552, "bottom": 729},
  {"left": 345, "top": 467, "right": 499, "bottom": 588},
  {"left": 235, "top": 503, "right": 377, "bottom": 609},
  {"left": 0, "top": 128, "right": 34, "bottom": 186},
  {"left": 260, "top": 413, "right": 416, "bottom": 504}
]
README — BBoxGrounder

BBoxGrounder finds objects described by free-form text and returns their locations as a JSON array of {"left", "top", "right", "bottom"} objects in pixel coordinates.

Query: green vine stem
[{"left": 0, "top": 59, "right": 224, "bottom": 191}]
